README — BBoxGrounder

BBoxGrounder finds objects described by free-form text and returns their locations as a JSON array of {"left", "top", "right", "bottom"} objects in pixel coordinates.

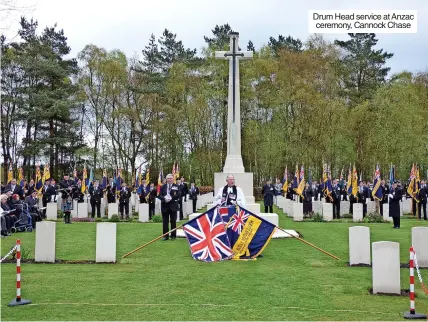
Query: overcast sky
[{"left": 2, "top": 0, "right": 428, "bottom": 75}]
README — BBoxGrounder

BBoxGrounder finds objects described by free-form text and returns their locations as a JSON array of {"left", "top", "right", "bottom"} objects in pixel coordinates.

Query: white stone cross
[{"left": 215, "top": 32, "right": 253, "bottom": 173}]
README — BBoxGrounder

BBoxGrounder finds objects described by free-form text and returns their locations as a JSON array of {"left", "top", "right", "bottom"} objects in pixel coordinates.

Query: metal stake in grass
[
  {"left": 8, "top": 240, "right": 32, "bottom": 307},
  {"left": 122, "top": 225, "right": 184, "bottom": 258},
  {"left": 123, "top": 207, "right": 340, "bottom": 261}
]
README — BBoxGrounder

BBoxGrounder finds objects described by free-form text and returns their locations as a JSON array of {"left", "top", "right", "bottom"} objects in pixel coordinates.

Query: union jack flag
[
  {"left": 229, "top": 209, "right": 250, "bottom": 234},
  {"left": 183, "top": 207, "right": 232, "bottom": 262},
  {"left": 218, "top": 206, "right": 235, "bottom": 223}
]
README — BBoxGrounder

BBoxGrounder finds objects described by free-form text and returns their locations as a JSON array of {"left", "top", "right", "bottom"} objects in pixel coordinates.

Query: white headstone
[
  {"left": 277, "top": 196, "right": 286, "bottom": 210},
  {"left": 245, "top": 203, "right": 261, "bottom": 215},
  {"left": 372, "top": 241, "right": 400, "bottom": 294},
  {"left": 78, "top": 203, "right": 88, "bottom": 218},
  {"left": 382, "top": 204, "right": 393, "bottom": 222},
  {"left": 96, "top": 223, "right": 116, "bottom": 263},
  {"left": 100, "top": 201, "right": 106, "bottom": 217},
  {"left": 71, "top": 200, "right": 78, "bottom": 218},
  {"left": 35, "top": 221, "right": 56, "bottom": 263},
  {"left": 276, "top": 195, "right": 284, "bottom": 207},
  {"left": 312, "top": 200, "right": 322, "bottom": 216},
  {"left": 130, "top": 192, "right": 136, "bottom": 207},
  {"left": 176, "top": 210, "right": 180, "bottom": 223},
  {"left": 412, "top": 227, "right": 428, "bottom": 268},
  {"left": 138, "top": 203, "right": 149, "bottom": 222},
  {"left": 87, "top": 196, "right": 92, "bottom": 214},
  {"left": 46, "top": 203, "right": 57, "bottom": 220},
  {"left": 400, "top": 200, "right": 403, "bottom": 216},
  {"left": 155, "top": 199, "right": 161, "bottom": 215},
  {"left": 259, "top": 213, "right": 278, "bottom": 226},
  {"left": 188, "top": 213, "right": 201, "bottom": 221},
  {"left": 402, "top": 198, "right": 412, "bottom": 214},
  {"left": 292, "top": 203, "right": 303, "bottom": 221},
  {"left": 108, "top": 203, "right": 118, "bottom": 219},
  {"left": 322, "top": 203, "right": 333, "bottom": 222},
  {"left": 134, "top": 197, "right": 140, "bottom": 212},
  {"left": 185, "top": 200, "right": 192, "bottom": 218},
  {"left": 353, "top": 203, "right": 363, "bottom": 222},
  {"left": 366, "top": 201, "right": 376, "bottom": 214},
  {"left": 57, "top": 195, "right": 62, "bottom": 210},
  {"left": 196, "top": 198, "right": 202, "bottom": 210},
  {"left": 340, "top": 201, "right": 349, "bottom": 215},
  {"left": 285, "top": 199, "right": 293, "bottom": 217},
  {"left": 349, "top": 226, "right": 370, "bottom": 265}
]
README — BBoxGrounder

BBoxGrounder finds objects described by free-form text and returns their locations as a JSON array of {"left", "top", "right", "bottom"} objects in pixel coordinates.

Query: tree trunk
[{"left": 49, "top": 119, "right": 54, "bottom": 174}]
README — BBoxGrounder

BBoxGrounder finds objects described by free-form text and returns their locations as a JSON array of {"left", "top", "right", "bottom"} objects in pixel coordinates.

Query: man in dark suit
[
  {"left": 302, "top": 183, "right": 313, "bottom": 215},
  {"left": 24, "top": 190, "right": 42, "bottom": 227},
  {"left": 89, "top": 179, "right": 103, "bottom": 218},
  {"left": 178, "top": 177, "right": 188, "bottom": 220},
  {"left": 41, "top": 179, "right": 54, "bottom": 218},
  {"left": 189, "top": 181, "right": 199, "bottom": 213},
  {"left": 119, "top": 182, "right": 131, "bottom": 219},
  {"left": 331, "top": 179, "right": 341, "bottom": 219},
  {"left": 59, "top": 174, "right": 75, "bottom": 224},
  {"left": 286, "top": 183, "right": 294, "bottom": 200},
  {"left": 418, "top": 180, "right": 427, "bottom": 220},
  {"left": 358, "top": 181, "right": 369, "bottom": 216},
  {"left": 138, "top": 179, "right": 148, "bottom": 204},
  {"left": 5, "top": 178, "right": 24, "bottom": 200},
  {"left": 25, "top": 179, "right": 35, "bottom": 197},
  {"left": 147, "top": 183, "right": 157, "bottom": 220},
  {"left": 157, "top": 174, "right": 181, "bottom": 240},
  {"left": 262, "top": 179, "right": 275, "bottom": 213},
  {"left": 50, "top": 179, "right": 59, "bottom": 202},
  {"left": 389, "top": 181, "right": 403, "bottom": 228},
  {"left": 380, "top": 180, "right": 389, "bottom": 216}
]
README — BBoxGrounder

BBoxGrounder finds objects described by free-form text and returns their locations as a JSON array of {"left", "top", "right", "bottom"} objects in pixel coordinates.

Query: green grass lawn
[{"left": 1, "top": 203, "right": 427, "bottom": 321}]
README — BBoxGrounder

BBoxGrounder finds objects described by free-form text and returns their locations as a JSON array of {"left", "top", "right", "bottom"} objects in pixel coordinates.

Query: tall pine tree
[{"left": 334, "top": 33, "right": 393, "bottom": 106}]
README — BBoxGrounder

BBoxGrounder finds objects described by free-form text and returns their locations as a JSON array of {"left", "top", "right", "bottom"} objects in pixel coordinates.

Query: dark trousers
[
  {"left": 264, "top": 205, "right": 273, "bottom": 213},
  {"left": 418, "top": 202, "right": 427, "bottom": 220},
  {"left": 4, "top": 215, "right": 17, "bottom": 231},
  {"left": 162, "top": 210, "right": 177, "bottom": 239},
  {"left": 192, "top": 199, "right": 197, "bottom": 213},
  {"left": 333, "top": 202, "right": 340, "bottom": 218},
  {"left": 91, "top": 201, "right": 101, "bottom": 218},
  {"left": 359, "top": 202, "right": 367, "bottom": 216},
  {"left": 412, "top": 199, "right": 417, "bottom": 215},
  {"left": 149, "top": 203, "right": 155, "bottom": 219},
  {"left": 393, "top": 216, "right": 400, "bottom": 228},
  {"left": 139, "top": 196, "right": 147, "bottom": 204},
  {"left": 349, "top": 201, "right": 355, "bottom": 214},
  {"left": 42, "top": 198, "right": 48, "bottom": 218},
  {"left": 179, "top": 198, "right": 184, "bottom": 220},
  {"left": 380, "top": 202, "right": 384, "bottom": 216},
  {"left": 119, "top": 202, "right": 129, "bottom": 218}
]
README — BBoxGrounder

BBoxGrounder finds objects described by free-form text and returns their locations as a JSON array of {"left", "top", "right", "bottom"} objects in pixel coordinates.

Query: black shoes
[{"left": 162, "top": 236, "right": 176, "bottom": 240}]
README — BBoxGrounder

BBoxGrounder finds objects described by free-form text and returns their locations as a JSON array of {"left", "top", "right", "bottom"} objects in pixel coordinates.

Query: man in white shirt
[{"left": 215, "top": 175, "right": 246, "bottom": 208}]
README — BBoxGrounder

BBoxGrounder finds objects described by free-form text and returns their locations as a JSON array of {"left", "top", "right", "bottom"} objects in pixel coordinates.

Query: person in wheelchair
[
  {"left": 0, "top": 194, "right": 18, "bottom": 235},
  {"left": 9, "top": 194, "right": 34, "bottom": 231},
  {"left": 25, "top": 190, "right": 43, "bottom": 227}
]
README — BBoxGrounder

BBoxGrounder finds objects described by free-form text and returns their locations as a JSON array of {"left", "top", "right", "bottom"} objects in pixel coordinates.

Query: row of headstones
[
  {"left": 349, "top": 226, "right": 428, "bottom": 294},
  {"left": 35, "top": 193, "right": 213, "bottom": 263},
  {"left": 35, "top": 221, "right": 117, "bottom": 262},
  {"left": 275, "top": 196, "right": 397, "bottom": 222},
  {"left": 44, "top": 192, "right": 214, "bottom": 221}
]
